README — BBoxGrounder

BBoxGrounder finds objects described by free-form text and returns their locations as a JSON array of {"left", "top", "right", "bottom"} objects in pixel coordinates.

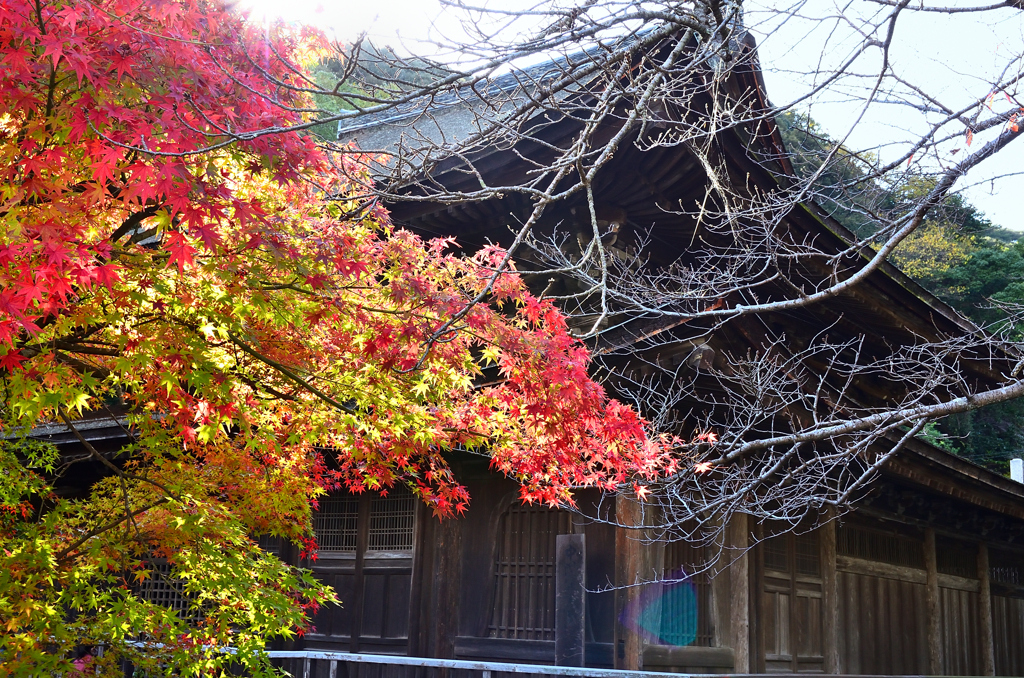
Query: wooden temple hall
[
  {"left": 284, "top": 441, "right": 1024, "bottom": 676},
  {"left": 296, "top": 31, "right": 1024, "bottom": 677}
]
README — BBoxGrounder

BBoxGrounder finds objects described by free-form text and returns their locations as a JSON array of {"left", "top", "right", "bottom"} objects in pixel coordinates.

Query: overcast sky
[{"left": 240, "top": 0, "right": 1023, "bottom": 231}]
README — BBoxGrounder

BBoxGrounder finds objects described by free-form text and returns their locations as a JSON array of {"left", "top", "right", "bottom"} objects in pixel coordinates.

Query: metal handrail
[
  {"left": 265, "top": 651, "right": 974, "bottom": 678},
  {"left": 267, "top": 651, "right": 718, "bottom": 678}
]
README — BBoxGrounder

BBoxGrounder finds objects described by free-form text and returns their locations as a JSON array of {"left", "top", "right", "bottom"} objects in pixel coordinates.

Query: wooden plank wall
[
  {"left": 994, "top": 595, "right": 1024, "bottom": 675},
  {"left": 301, "top": 481, "right": 1024, "bottom": 675},
  {"left": 836, "top": 571, "right": 928, "bottom": 675},
  {"left": 940, "top": 587, "right": 982, "bottom": 675},
  {"left": 827, "top": 519, "right": 1024, "bottom": 676}
]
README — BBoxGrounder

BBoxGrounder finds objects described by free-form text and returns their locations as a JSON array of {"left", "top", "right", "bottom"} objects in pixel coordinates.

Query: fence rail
[
  {"left": 264, "top": 651, "right": 955, "bottom": 678},
  {"left": 267, "top": 652, "right": 710, "bottom": 678}
]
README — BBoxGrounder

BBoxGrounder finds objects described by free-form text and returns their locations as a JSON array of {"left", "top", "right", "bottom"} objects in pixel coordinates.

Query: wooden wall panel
[
  {"left": 763, "top": 584, "right": 790, "bottom": 663},
  {"left": 796, "top": 593, "right": 822, "bottom": 662},
  {"left": 994, "top": 595, "right": 1024, "bottom": 675},
  {"left": 310, "top": 571, "right": 355, "bottom": 638},
  {"left": 837, "top": 571, "right": 928, "bottom": 675},
  {"left": 940, "top": 587, "right": 982, "bottom": 675}
]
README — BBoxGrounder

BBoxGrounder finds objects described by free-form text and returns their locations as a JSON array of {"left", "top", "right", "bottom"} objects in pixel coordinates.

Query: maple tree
[{"left": 0, "top": 1, "right": 675, "bottom": 675}]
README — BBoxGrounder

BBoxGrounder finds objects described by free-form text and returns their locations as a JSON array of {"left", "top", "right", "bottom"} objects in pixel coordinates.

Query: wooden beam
[
  {"left": 820, "top": 515, "right": 840, "bottom": 674},
  {"left": 978, "top": 542, "right": 996, "bottom": 676},
  {"left": 924, "top": 528, "right": 942, "bottom": 675},
  {"left": 643, "top": 645, "right": 735, "bottom": 668},
  {"left": 555, "top": 534, "right": 587, "bottom": 666},
  {"left": 836, "top": 556, "right": 979, "bottom": 592},
  {"left": 727, "top": 513, "right": 750, "bottom": 673}
]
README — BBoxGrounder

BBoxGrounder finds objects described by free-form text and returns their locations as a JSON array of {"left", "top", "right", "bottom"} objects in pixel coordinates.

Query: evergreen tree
[{"left": 777, "top": 112, "right": 1024, "bottom": 472}]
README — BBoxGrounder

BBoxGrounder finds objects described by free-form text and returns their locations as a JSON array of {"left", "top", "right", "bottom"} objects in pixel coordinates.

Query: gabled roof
[
  {"left": 337, "top": 41, "right": 610, "bottom": 137},
  {"left": 347, "top": 31, "right": 1008, "bottom": 382},
  {"left": 340, "top": 29, "right": 1024, "bottom": 517}
]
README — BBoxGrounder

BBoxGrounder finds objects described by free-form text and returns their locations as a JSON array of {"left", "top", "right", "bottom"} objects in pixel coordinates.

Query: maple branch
[
  {"left": 56, "top": 411, "right": 183, "bottom": 503},
  {"left": 110, "top": 205, "right": 162, "bottom": 243},
  {"left": 226, "top": 332, "right": 357, "bottom": 414},
  {"left": 232, "top": 369, "right": 300, "bottom": 402},
  {"left": 712, "top": 379, "right": 1024, "bottom": 465},
  {"left": 865, "top": 0, "right": 1021, "bottom": 11},
  {"left": 51, "top": 341, "right": 119, "bottom": 356},
  {"left": 55, "top": 498, "right": 170, "bottom": 564}
]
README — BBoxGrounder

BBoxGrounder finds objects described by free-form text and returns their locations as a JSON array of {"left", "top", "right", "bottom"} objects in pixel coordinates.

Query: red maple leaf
[
  {"left": 165, "top": 231, "right": 196, "bottom": 271},
  {"left": 0, "top": 350, "right": 26, "bottom": 372}
]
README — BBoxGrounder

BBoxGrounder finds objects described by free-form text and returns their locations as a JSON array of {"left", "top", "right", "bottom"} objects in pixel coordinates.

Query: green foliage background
[{"left": 307, "top": 44, "right": 447, "bottom": 141}]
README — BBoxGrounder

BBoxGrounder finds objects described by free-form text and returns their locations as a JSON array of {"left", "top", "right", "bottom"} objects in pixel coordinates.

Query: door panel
[
  {"left": 306, "top": 489, "right": 416, "bottom": 652},
  {"left": 762, "top": 532, "right": 823, "bottom": 673}
]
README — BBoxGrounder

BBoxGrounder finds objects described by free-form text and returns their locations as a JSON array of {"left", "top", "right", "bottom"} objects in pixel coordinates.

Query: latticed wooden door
[
  {"left": 762, "top": 531, "right": 824, "bottom": 672},
  {"left": 308, "top": 487, "right": 417, "bottom": 652},
  {"left": 656, "top": 540, "right": 714, "bottom": 647},
  {"left": 991, "top": 548, "right": 1024, "bottom": 675},
  {"left": 488, "top": 503, "right": 572, "bottom": 640}
]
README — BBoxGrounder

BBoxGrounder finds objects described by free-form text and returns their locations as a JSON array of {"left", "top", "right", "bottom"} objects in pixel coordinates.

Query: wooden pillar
[
  {"left": 711, "top": 522, "right": 732, "bottom": 653},
  {"left": 727, "top": 513, "right": 750, "bottom": 673},
  {"left": 820, "top": 515, "right": 840, "bottom": 673},
  {"left": 350, "top": 495, "right": 371, "bottom": 652},
  {"left": 407, "top": 501, "right": 431, "bottom": 658},
  {"left": 978, "top": 542, "right": 996, "bottom": 676},
  {"left": 751, "top": 520, "right": 765, "bottom": 674},
  {"left": 555, "top": 534, "right": 586, "bottom": 666},
  {"left": 924, "top": 528, "right": 942, "bottom": 675},
  {"left": 614, "top": 496, "right": 643, "bottom": 670},
  {"left": 429, "top": 515, "right": 462, "bottom": 659}
]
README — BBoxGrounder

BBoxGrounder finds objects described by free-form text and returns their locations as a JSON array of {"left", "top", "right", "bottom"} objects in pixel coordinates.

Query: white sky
[
  {"left": 241, "top": 0, "right": 1024, "bottom": 231},
  {"left": 748, "top": 0, "right": 1024, "bottom": 231}
]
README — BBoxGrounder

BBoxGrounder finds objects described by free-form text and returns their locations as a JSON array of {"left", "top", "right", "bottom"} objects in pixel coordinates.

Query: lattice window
[
  {"left": 659, "top": 540, "right": 714, "bottom": 647},
  {"left": 764, "top": 532, "right": 819, "bottom": 576},
  {"left": 795, "top": 532, "right": 820, "bottom": 577},
  {"left": 991, "top": 549, "right": 1024, "bottom": 586},
  {"left": 368, "top": 489, "right": 416, "bottom": 551},
  {"left": 837, "top": 524, "right": 924, "bottom": 569},
  {"left": 488, "top": 503, "right": 571, "bottom": 640},
  {"left": 314, "top": 495, "right": 360, "bottom": 552},
  {"left": 136, "top": 560, "right": 199, "bottom": 621},
  {"left": 765, "top": 535, "right": 789, "bottom": 572},
  {"left": 936, "top": 537, "right": 978, "bottom": 578},
  {"left": 257, "top": 534, "right": 284, "bottom": 556},
  {"left": 314, "top": 486, "right": 416, "bottom": 554}
]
